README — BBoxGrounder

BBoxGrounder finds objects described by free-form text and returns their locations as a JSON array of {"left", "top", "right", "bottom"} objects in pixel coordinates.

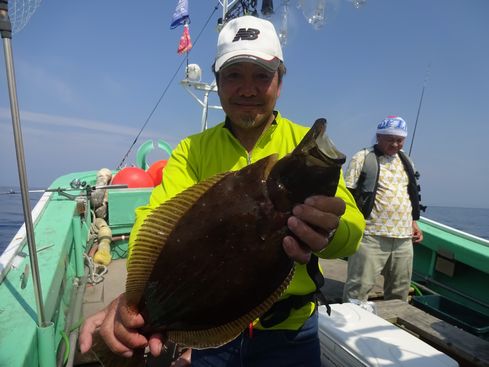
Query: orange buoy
[{"left": 112, "top": 167, "right": 154, "bottom": 188}]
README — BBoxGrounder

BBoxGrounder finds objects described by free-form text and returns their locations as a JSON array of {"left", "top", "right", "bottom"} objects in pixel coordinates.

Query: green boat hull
[
  {"left": 413, "top": 217, "right": 489, "bottom": 338},
  {"left": 1, "top": 169, "right": 488, "bottom": 365}
]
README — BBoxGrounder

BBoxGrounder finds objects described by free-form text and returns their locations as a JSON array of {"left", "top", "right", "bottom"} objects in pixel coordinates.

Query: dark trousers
[{"left": 191, "top": 312, "right": 320, "bottom": 367}]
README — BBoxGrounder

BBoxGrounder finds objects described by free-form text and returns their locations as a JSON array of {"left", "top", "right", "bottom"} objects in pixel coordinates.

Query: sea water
[
  {"left": 0, "top": 187, "right": 43, "bottom": 254},
  {"left": 1, "top": 187, "right": 489, "bottom": 254},
  {"left": 422, "top": 206, "right": 489, "bottom": 240}
]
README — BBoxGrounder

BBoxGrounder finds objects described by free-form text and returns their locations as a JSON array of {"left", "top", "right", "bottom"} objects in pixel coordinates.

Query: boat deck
[
  {"left": 74, "top": 258, "right": 489, "bottom": 367},
  {"left": 74, "top": 259, "right": 127, "bottom": 366},
  {"left": 82, "top": 259, "right": 127, "bottom": 317},
  {"left": 319, "top": 258, "right": 386, "bottom": 303}
]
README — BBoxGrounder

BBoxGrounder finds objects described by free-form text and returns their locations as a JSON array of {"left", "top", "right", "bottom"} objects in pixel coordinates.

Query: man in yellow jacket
[{"left": 80, "top": 15, "right": 364, "bottom": 366}]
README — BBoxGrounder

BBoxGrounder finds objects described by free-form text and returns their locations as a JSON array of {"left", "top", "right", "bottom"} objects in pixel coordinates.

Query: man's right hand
[{"left": 79, "top": 293, "right": 164, "bottom": 358}]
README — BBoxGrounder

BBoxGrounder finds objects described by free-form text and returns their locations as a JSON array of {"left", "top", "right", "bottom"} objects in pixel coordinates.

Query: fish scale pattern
[
  {"left": 124, "top": 167, "right": 295, "bottom": 348},
  {"left": 126, "top": 173, "right": 227, "bottom": 305}
]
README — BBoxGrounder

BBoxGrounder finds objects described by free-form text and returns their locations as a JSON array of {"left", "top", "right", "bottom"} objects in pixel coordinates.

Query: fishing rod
[
  {"left": 24, "top": 183, "right": 129, "bottom": 201},
  {"left": 0, "top": 188, "right": 16, "bottom": 195},
  {"left": 2, "top": 183, "right": 128, "bottom": 194},
  {"left": 408, "top": 63, "right": 431, "bottom": 156},
  {"left": 29, "top": 183, "right": 129, "bottom": 193}
]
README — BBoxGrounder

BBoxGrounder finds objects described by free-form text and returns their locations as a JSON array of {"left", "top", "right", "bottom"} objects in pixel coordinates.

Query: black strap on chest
[{"left": 259, "top": 254, "right": 328, "bottom": 328}]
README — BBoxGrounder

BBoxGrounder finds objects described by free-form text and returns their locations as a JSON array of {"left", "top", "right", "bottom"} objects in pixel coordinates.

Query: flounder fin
[
  {"left": 168, "top": 267, "right": 295, "bottom": 349},
  {"left": 126, "top": 172, "right": 229, "bottom": 306}
]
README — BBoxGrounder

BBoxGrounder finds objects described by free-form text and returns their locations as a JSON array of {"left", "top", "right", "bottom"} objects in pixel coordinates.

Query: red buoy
[
  {"left": 146, "top": 160, "right": 168, "bottom": 186},
  {"left": 111, "top": 167, "right": 154, "bottom": 188}
]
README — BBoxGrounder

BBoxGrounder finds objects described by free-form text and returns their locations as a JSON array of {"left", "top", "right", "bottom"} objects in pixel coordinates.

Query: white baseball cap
[{"left": 214, "top": 15, "right": 284, "bottom": 73}]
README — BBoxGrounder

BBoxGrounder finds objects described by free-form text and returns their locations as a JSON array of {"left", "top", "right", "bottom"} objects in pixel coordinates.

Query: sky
[{"left": 1, "top": 0, "right": 488, "bottom": 209}]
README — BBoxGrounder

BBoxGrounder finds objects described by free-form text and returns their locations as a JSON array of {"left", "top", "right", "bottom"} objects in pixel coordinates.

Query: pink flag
[{"left": 177, "top": 24, "right": 192, "bottom": 54}]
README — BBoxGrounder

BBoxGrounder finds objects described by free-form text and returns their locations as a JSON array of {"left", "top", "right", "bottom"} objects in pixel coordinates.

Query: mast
[
  {"left": 180, "top": 0, "right": 241, "bottom": 131},
  {"left": 182, "top": 0, "right": 264, "bottom": 131}
]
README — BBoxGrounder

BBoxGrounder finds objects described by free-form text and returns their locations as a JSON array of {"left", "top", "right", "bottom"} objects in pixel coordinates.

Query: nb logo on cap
[{"left": 233, "top": 28, "right": 260, "bottom": 42}]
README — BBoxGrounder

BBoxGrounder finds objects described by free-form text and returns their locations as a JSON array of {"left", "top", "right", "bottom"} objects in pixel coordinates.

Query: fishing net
[{"left": 7, "top": 0, "right": 42, "bottom": 34}]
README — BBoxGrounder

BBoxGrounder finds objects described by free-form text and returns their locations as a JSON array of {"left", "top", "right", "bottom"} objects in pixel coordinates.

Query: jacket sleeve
[{"left": 317, "top": 171, "right": 365, "bottom": 259}]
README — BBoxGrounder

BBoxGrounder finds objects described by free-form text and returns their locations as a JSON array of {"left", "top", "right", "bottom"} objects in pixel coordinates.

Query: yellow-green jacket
[{"left": 129, "top": 112, "right": 365, "bottom": 330}]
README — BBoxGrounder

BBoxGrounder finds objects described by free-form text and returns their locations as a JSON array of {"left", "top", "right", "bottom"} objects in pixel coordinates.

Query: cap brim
[
  {"left": 216, "top": 55, "right": 281, "bottom": 73},
  {"left": 376, "top": 130, "right": 408, "bottom": 137}
]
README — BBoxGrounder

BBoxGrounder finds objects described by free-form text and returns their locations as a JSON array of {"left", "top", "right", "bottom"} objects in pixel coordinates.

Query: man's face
[
  {"left": 376, "top": 134, "right": 405, "bottom": 156},
  {"left": 217, "top": 62, "right": 281, "bottom": 130}
]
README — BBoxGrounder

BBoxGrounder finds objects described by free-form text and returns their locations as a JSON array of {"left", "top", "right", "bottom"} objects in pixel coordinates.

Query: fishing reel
[{"left": 70, "top": 179, "right": 87, "bottom": 190}]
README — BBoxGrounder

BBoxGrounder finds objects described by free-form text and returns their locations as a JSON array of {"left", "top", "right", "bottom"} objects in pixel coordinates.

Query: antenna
[{"left": 409, "top": 63, "right": 431, "bottom": 156}]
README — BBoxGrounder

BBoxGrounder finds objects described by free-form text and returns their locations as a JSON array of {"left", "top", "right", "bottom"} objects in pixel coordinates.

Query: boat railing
[
  {"left": 420, "top": 215, "right": 489, "bottom": 248},
  {"left": 0, "top": 191, "right": 53, "bottom": 284}
]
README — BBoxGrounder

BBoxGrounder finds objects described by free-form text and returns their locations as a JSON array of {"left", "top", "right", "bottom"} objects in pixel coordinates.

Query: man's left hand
[
  {"left": 283, "top": 195, "right": 345, "bottom": 264},
  {"left": 412, "top": 221, "right": 423, "bottom": 243}
]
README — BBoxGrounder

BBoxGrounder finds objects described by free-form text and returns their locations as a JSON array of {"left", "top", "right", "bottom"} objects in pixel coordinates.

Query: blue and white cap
[{"left": 376, "top": 116, "right": 408, "bottom": 137}]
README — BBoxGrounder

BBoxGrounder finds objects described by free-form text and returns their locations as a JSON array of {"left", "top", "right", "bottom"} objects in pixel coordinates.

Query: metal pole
[
  {"left": 221, "top": 0, "right": 229, "bottom": 19},
  {"left": 201, "top": 90, "right": 210, "bottom": 131},
  {"left": 0, "top": 1, "right": 47, "bottom": 327},
  {"left": 220, "top": 0, "right": 240, "bottom": 21},
  {"left": 181, "top": 79, "right": 221, "bottom": 131}
]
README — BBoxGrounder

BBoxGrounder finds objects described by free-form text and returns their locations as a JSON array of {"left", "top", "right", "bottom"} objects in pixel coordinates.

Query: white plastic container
[{"left": 318, "top": 303, "right": 458, "bottom": 367}]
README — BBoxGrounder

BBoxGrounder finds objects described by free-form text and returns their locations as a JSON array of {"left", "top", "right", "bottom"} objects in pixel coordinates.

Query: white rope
[{"left": 83, "top": 253, "right": 108, "bottom": 285}]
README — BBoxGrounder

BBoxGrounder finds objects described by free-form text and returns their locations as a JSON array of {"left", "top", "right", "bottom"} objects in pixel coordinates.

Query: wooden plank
[
  {"left": 374, "top": 298, "right": 412, "bottom": 322},
  {"left": 375, "top": 299, "right": 489, "bottom": 367}
]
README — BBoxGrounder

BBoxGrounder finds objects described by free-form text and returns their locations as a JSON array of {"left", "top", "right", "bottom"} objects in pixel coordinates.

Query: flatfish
[{"left": 93, "top": 118, "right": 346, "bottom": 365}]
